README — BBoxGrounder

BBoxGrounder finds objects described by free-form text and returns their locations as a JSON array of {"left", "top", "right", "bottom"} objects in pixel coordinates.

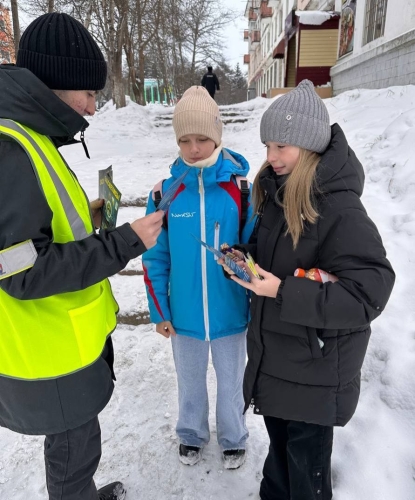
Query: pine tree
[{"left": 233, "top": 63, "right": 246, "bottom": 90}]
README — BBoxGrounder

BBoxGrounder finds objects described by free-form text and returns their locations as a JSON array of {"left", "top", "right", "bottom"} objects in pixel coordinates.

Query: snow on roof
[{"left": 295, "top": 10, "right": 336, "bottom": 25}]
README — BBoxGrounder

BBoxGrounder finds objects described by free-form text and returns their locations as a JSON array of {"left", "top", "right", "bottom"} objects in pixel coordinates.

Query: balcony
[
  {"left": 244, "top": 29, "right": 249, "bottom": 41},
  {"left": 260, "top": 1, "right": 273, "bottom": 17},
  {"left": 248, "top": 8, "right": 258, "bottom": 21},
  {"left": 250, "top": 30, "right": 261, "bottom": 44},
  {"left": 272, "top": 38, "right": 285, "bottom": 59},
  {"left": 244, "top": 54, "right": 250, "bottom": 64}
]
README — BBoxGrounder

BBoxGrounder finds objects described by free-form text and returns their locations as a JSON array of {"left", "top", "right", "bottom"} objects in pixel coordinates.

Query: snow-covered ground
[{"left": 1, "top": 87, "right": 415, "bottom": 500}]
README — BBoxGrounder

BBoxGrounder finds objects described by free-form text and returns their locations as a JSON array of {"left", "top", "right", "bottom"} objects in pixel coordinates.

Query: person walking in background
[
  {"left": 143, "top": 86, "right": 255, "bottom": 470},
  {"left": 0, "top": 12, "right": 164, "bottom": 500},
  {"left": 219, "top": 80, "right": 395, "bottom": 499},
  {"left": 201, "top": 66, "right": 220, "bottom": 100}
]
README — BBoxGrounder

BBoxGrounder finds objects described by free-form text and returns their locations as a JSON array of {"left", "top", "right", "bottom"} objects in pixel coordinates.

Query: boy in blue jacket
[{"left": 143, "top": 86, "right": 255, "bottom": 469}]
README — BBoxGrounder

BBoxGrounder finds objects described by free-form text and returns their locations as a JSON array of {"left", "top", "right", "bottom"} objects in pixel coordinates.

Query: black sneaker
[
  {"left": 97, "top": 481, "right": 126, "bottom": 500},
  {"left": 222, "top": 449, "right": 246, "bottom": 470},
  {"left": 178, "top": 444, "right": 202, "bottom": 465}
]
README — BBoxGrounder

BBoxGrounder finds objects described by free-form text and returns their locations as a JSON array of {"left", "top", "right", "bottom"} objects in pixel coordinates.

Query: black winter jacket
[
  {"left": 201, "top": 71, "right": 220, "bottom": 95},
  {"left": 0, "top": 65, "right": 146, "bottom": 435},
  {"left": 241, "top": 124, "right": 395, "bottom": 427}
]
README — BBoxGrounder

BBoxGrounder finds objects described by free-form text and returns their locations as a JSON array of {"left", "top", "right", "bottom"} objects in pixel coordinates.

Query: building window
[
  {"left": 0, "top": 19, "right": 5, "bottom": 30},
  {"left": 364, "top": 0, "right": 388, "bottom": 45}
]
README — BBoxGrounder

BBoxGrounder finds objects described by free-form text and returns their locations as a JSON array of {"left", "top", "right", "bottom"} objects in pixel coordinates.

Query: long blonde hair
[{"left": 252, "top": 149, "right": 321, "bottom": 249}]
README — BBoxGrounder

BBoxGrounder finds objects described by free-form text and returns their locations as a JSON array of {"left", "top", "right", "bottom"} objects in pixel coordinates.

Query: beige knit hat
[{"left": 173, "top": 86, "right": 223, "bottom": 146}]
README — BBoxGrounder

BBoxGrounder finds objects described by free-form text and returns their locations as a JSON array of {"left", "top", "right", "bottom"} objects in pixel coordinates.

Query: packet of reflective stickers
[{"left": 195, "top": 237, "right": 251, "bottom": 282}]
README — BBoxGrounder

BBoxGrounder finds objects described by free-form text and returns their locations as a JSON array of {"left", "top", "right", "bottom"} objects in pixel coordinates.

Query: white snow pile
[
  {"left": 1, "top": 86, "right": 415, "bottom": 500},
  {"left": 295, "top": 10, "right": 335, "bottom": 25}
]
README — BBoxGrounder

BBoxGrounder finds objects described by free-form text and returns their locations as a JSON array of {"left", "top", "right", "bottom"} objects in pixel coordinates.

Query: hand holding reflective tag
[{"left": 131, "top": 211, "right": 164, "bottom": 249}]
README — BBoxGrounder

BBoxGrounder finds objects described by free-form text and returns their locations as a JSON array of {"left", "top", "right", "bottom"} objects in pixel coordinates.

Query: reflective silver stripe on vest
[
  {"left": 0, "top": 119, "right": 91, "bottom": 240},
  {"left": 0, "top": 240, "right": 37, "bottom": 281}
]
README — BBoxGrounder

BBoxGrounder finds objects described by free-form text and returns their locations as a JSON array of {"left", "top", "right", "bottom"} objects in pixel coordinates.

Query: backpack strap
[
  {"left": 234, "top": 175, "right": 250, "bottom": 239},
  {"left": 152, "top": 179, "right": 168, "bottom": 229},
  {"left": 152, "top": 179, "right": 164, "bottom": 209}
]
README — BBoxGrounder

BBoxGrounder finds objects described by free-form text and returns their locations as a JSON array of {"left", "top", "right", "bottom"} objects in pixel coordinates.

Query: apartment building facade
[
  {"left": 244, "top": 0, "right": 339, "bottom": 99},
  {"left": 331, "top": 0, "right": 415, "bottom": 94}
]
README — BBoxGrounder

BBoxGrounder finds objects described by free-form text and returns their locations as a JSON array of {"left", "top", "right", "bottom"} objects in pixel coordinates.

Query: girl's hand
[
  {"left": 231, "top": 263, "right": 281, "bottom": 298},
  {"left": 156, "top": 320, "right": 176, "bottom": 338},
  {"left": 217, "top": 249, "right": 245, "bottom": 275}
]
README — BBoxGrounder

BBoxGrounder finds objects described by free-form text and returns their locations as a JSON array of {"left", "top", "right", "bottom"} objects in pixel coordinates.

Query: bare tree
[
  {"left": 122, "top": 0, "right": 163, "bottom": 105},
  {"left": 63, "top": 0, "right": 129, "bottom": 108},
  {"left": 146, "top": 0, "right": 235, "bottom": 98},
  {"left": 106, "top": 0, "right": 126, "bottom": 107},
  {"left": 19, "top": 0, "right": 56, "bottom": 17},
  {"left": 17, "top": 0, "right": 240, "bottom": 107},
  {"left": 10, "top": 0, "right": 20, "bottom": 53},
  {"left": 181, "top": 0, "right": 234, "bottom": 82}
]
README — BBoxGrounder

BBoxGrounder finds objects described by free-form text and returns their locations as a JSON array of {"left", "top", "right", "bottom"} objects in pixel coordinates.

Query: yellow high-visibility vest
[{"left": 0, "top": 119, "right": 118, "bottom": 380}]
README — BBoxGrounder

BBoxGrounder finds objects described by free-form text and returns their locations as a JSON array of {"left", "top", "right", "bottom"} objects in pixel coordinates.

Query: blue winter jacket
[{"left": 143, "top": 148, "right": 256, "bottom": 341}]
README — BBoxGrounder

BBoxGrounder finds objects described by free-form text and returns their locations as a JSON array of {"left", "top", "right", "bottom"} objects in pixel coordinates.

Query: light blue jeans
[{"left": 171, "top": 331, "right": 249, "bottom": 451}]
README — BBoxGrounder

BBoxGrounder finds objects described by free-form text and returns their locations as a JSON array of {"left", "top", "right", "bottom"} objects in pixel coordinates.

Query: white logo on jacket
[{"left": 171, "top": 212, "right": 196, "bottom": 218}]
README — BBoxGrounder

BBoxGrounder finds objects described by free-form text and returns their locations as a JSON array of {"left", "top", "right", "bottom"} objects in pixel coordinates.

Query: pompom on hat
[
  {"left": 173, "top": 86, "right": 222, "bottom": 147},
  {"left": 16, "top": 12, "right": 107, "bottom": 91},
  {"left": 260, "top": 80, "right": 331, "bottom": 154}
]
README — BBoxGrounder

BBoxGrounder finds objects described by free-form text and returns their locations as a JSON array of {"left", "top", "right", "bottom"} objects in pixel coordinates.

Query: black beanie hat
[{"left": 16, "top": 12, "right": 107, "bottom": 90}]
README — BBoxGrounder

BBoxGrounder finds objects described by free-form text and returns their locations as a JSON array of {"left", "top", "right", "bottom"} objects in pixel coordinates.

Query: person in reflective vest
[{"left": 0, "top": 12, "right": 164, "bottom": 500}]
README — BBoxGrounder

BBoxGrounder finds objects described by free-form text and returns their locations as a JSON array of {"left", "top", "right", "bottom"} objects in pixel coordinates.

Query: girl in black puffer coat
[{"left": 221, "top": 80, "right": 395, "bottom": 500}]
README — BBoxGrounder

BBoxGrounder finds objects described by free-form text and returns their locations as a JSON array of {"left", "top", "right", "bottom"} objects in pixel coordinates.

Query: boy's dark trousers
[
  {"left": 260, "top": 416, "right": 333, "bottom": 500},
  {"left": 44, "top": 416, "right": 102, "bottom": 500}
]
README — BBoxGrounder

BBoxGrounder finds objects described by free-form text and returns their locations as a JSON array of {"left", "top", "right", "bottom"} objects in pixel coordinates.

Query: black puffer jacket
[
  {"left": 241, "top": 124, "right": 395, "bottom": 427},
  {"left": 0, "top": 65, "right": 146, "bottom": 435},
  {"left": 201, "top": 71, "right": 220, "bottom": 94}
]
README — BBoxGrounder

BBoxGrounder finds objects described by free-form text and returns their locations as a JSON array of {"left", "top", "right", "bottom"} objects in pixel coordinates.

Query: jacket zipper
[
  {"left": 214, "top": 221, "right": 220, "bottom": 260},
  {"left": 199, "top": 170, "right": 210, "bottom": 341}
]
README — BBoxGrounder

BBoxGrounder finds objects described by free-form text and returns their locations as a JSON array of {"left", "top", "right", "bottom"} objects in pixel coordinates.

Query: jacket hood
[
  {"left": 317, "top": 123, "right": 364, "bottom": 196},
  {"left": 259, "top": 123, "right": 365, "bottom": 200},
  {"left": 0, "top": 64, "right": 88, "bottom": 140},
  {"left": 171, "top": 147, "right": 250, "bottom": 191}
]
